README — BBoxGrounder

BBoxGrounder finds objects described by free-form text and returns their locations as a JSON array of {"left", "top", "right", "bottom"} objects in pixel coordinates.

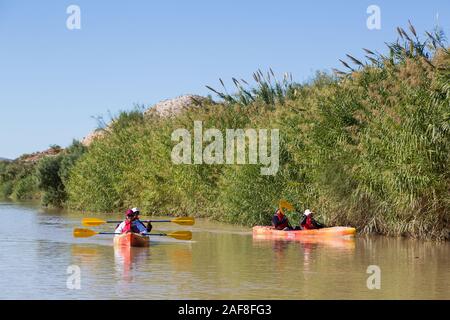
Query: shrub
[
  {"left": 12, "top": 175, "right": 39, "bottom": 200},
  {"left": 35, "top": 140, "right": 86, "bottom": 207},
  {"left": 1, "top": 181, "right": 14, "bottom": 198}
]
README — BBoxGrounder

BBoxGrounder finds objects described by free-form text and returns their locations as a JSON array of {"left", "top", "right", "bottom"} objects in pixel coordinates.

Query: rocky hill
[
  {"left": 144, "top": 94, "right": 209, "bottom": 118},
  {"left": 80, "top": 129, "right": 107, "bottom": 148},
  {"left": 81, "top": 94, "right": 209, "bottom": 147},
  {"left": 17, "top": 146, "right": 63, "bottom": 164}
]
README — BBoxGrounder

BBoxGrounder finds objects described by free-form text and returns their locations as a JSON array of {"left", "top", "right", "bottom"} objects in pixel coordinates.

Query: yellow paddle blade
[
  {"left": 167, "top": 231, "right": 192, "bottom": 241},
  {"left": 73, "top": 228, "right": 99, "bottom": 238},
  {"left": 171, "top": 217, "right": 195, "bottom": 226},
  {"left": 279, "top": 199, "right": 295, "bottom": 211},
  {"left": 82, "top": 218, "right": 107, "bottom": 227}
]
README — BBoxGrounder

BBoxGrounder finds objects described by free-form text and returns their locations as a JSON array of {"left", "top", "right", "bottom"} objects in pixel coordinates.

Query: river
[{"left": 0, "top": 201, "right": 448, "bottom": 299}]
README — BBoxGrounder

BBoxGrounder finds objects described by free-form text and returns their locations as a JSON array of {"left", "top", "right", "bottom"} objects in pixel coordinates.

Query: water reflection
[
  {"left": 253, "top": 236, "right": 356, "bottom": 254},
  {"left": 253, "top": 236, "right": 356, "bottom": 274},
  {"left": 71, "top": 245, "right": 104, "bottom": 265},
  {"left": 114, "top": 245, "right": 151, "bottom": 282},
  {"left": 165, "top": 244, "right": 193, "bottom": 273}
]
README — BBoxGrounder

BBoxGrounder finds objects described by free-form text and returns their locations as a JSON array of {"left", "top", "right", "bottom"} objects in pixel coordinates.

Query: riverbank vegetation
[
  {"left": 2, "top": 24, "right": 449, "bottom": 240},
  {"left": 0, "top": 142, "right": 86, "bottom": 206}
]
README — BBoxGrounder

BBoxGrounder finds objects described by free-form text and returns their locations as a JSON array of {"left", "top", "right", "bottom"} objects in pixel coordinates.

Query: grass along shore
[{"left": 1, "top": 24, "right": 449, "bottom": 240}]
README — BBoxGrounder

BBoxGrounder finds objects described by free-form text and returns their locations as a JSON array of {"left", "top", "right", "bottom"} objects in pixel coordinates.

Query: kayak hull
[
  {"left": 252, "top": 226, "right": 356, "bottom": 240},
  {"left": 113, "top": 232, "right": 150, "bottom": 247}
]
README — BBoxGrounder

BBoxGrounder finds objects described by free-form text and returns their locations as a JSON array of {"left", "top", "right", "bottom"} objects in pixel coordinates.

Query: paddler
[
  {"left": 115, "top": 208, "right": 153, "bottom": 234},
  {"left": 299, "top": 209, "right": 325, "bottom": 230},
  {"left": 272, "top": 209, "right": 293, "bottom": 231}
]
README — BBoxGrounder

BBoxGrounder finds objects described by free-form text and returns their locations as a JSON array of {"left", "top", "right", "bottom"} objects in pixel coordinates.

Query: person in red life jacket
[
  {"left": 299, "top": 209, "right": 325, "bottom": 230},
  {"left": 115, "top": 208, "right": 152, "bottom": 234},
  {"left": 272, "top": 209, "right": 293, "bottom": 231}
]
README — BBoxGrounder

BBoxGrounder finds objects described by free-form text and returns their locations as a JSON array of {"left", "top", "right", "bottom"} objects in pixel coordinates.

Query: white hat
[
  {"left": 304, "top": 209, "right": 312, "bottom": 216},
  {"left": 131, "top": 207, "right": 140, "bottom": 213}
]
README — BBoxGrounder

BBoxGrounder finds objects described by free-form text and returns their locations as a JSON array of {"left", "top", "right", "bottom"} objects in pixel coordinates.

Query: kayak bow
[{"left": 113, "top": 232, "right": 150, "bottom": 247}]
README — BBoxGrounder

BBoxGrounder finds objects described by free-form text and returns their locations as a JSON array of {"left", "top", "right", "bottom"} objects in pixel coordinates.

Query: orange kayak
[
  {"left": 113, "top": 232, "right": 150, "bottom": 247},
  {"left": 252, "top": 226, "right": 356, "bottom": 240}
]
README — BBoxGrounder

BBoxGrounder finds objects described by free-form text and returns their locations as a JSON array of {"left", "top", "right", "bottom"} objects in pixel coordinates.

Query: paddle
[
  {"left": 73, "top": 228, "right": 193, "bottom": 241},
  {"left": 82, "top": 216, "right": 195, "bottom": 227},
  {"left": 279, "top": 199, "right": 295, "bottom": 212},
  {"left": 279, "top": 199, "right": 295, "bottom": 229}
]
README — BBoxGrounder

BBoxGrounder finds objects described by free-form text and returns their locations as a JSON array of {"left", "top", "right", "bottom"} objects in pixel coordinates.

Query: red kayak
[{"left": 113, "top": 232, "right": 150, "bottom": 247}]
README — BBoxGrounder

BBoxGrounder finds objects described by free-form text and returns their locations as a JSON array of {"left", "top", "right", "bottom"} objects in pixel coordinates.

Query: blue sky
[{"left": 0, "top": 0, "right": 448, "bottom": 159}]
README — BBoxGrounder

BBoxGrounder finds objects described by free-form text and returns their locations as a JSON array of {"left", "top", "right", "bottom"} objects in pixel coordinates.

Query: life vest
[
  {"left": 301, "top": 215, "right": 316, "bottom": 230},
  {"left": 274, "top": 212, "right": 289, "bottom": 230},
  {"left": 122, "top": 220, "right": 132, "bottom": 233},
  {"left": 121, "top": 220, "right": 140, "bottom": 234}
]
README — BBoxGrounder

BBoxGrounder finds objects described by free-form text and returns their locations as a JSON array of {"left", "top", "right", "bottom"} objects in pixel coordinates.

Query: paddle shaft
[
  {"left": 104, "top": 220, "right": 176, "bottom": 224},
  {"left": 96, "top": 232, "right": 174, "bottom": 237},
  {"left": 97, "top": 232, "right": 177, "bottom": 237}
]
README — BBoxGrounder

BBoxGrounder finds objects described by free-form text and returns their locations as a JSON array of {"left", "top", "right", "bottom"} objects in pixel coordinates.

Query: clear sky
[{"left": 0, "top": 0, "right": 448, "bottom": 159}]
